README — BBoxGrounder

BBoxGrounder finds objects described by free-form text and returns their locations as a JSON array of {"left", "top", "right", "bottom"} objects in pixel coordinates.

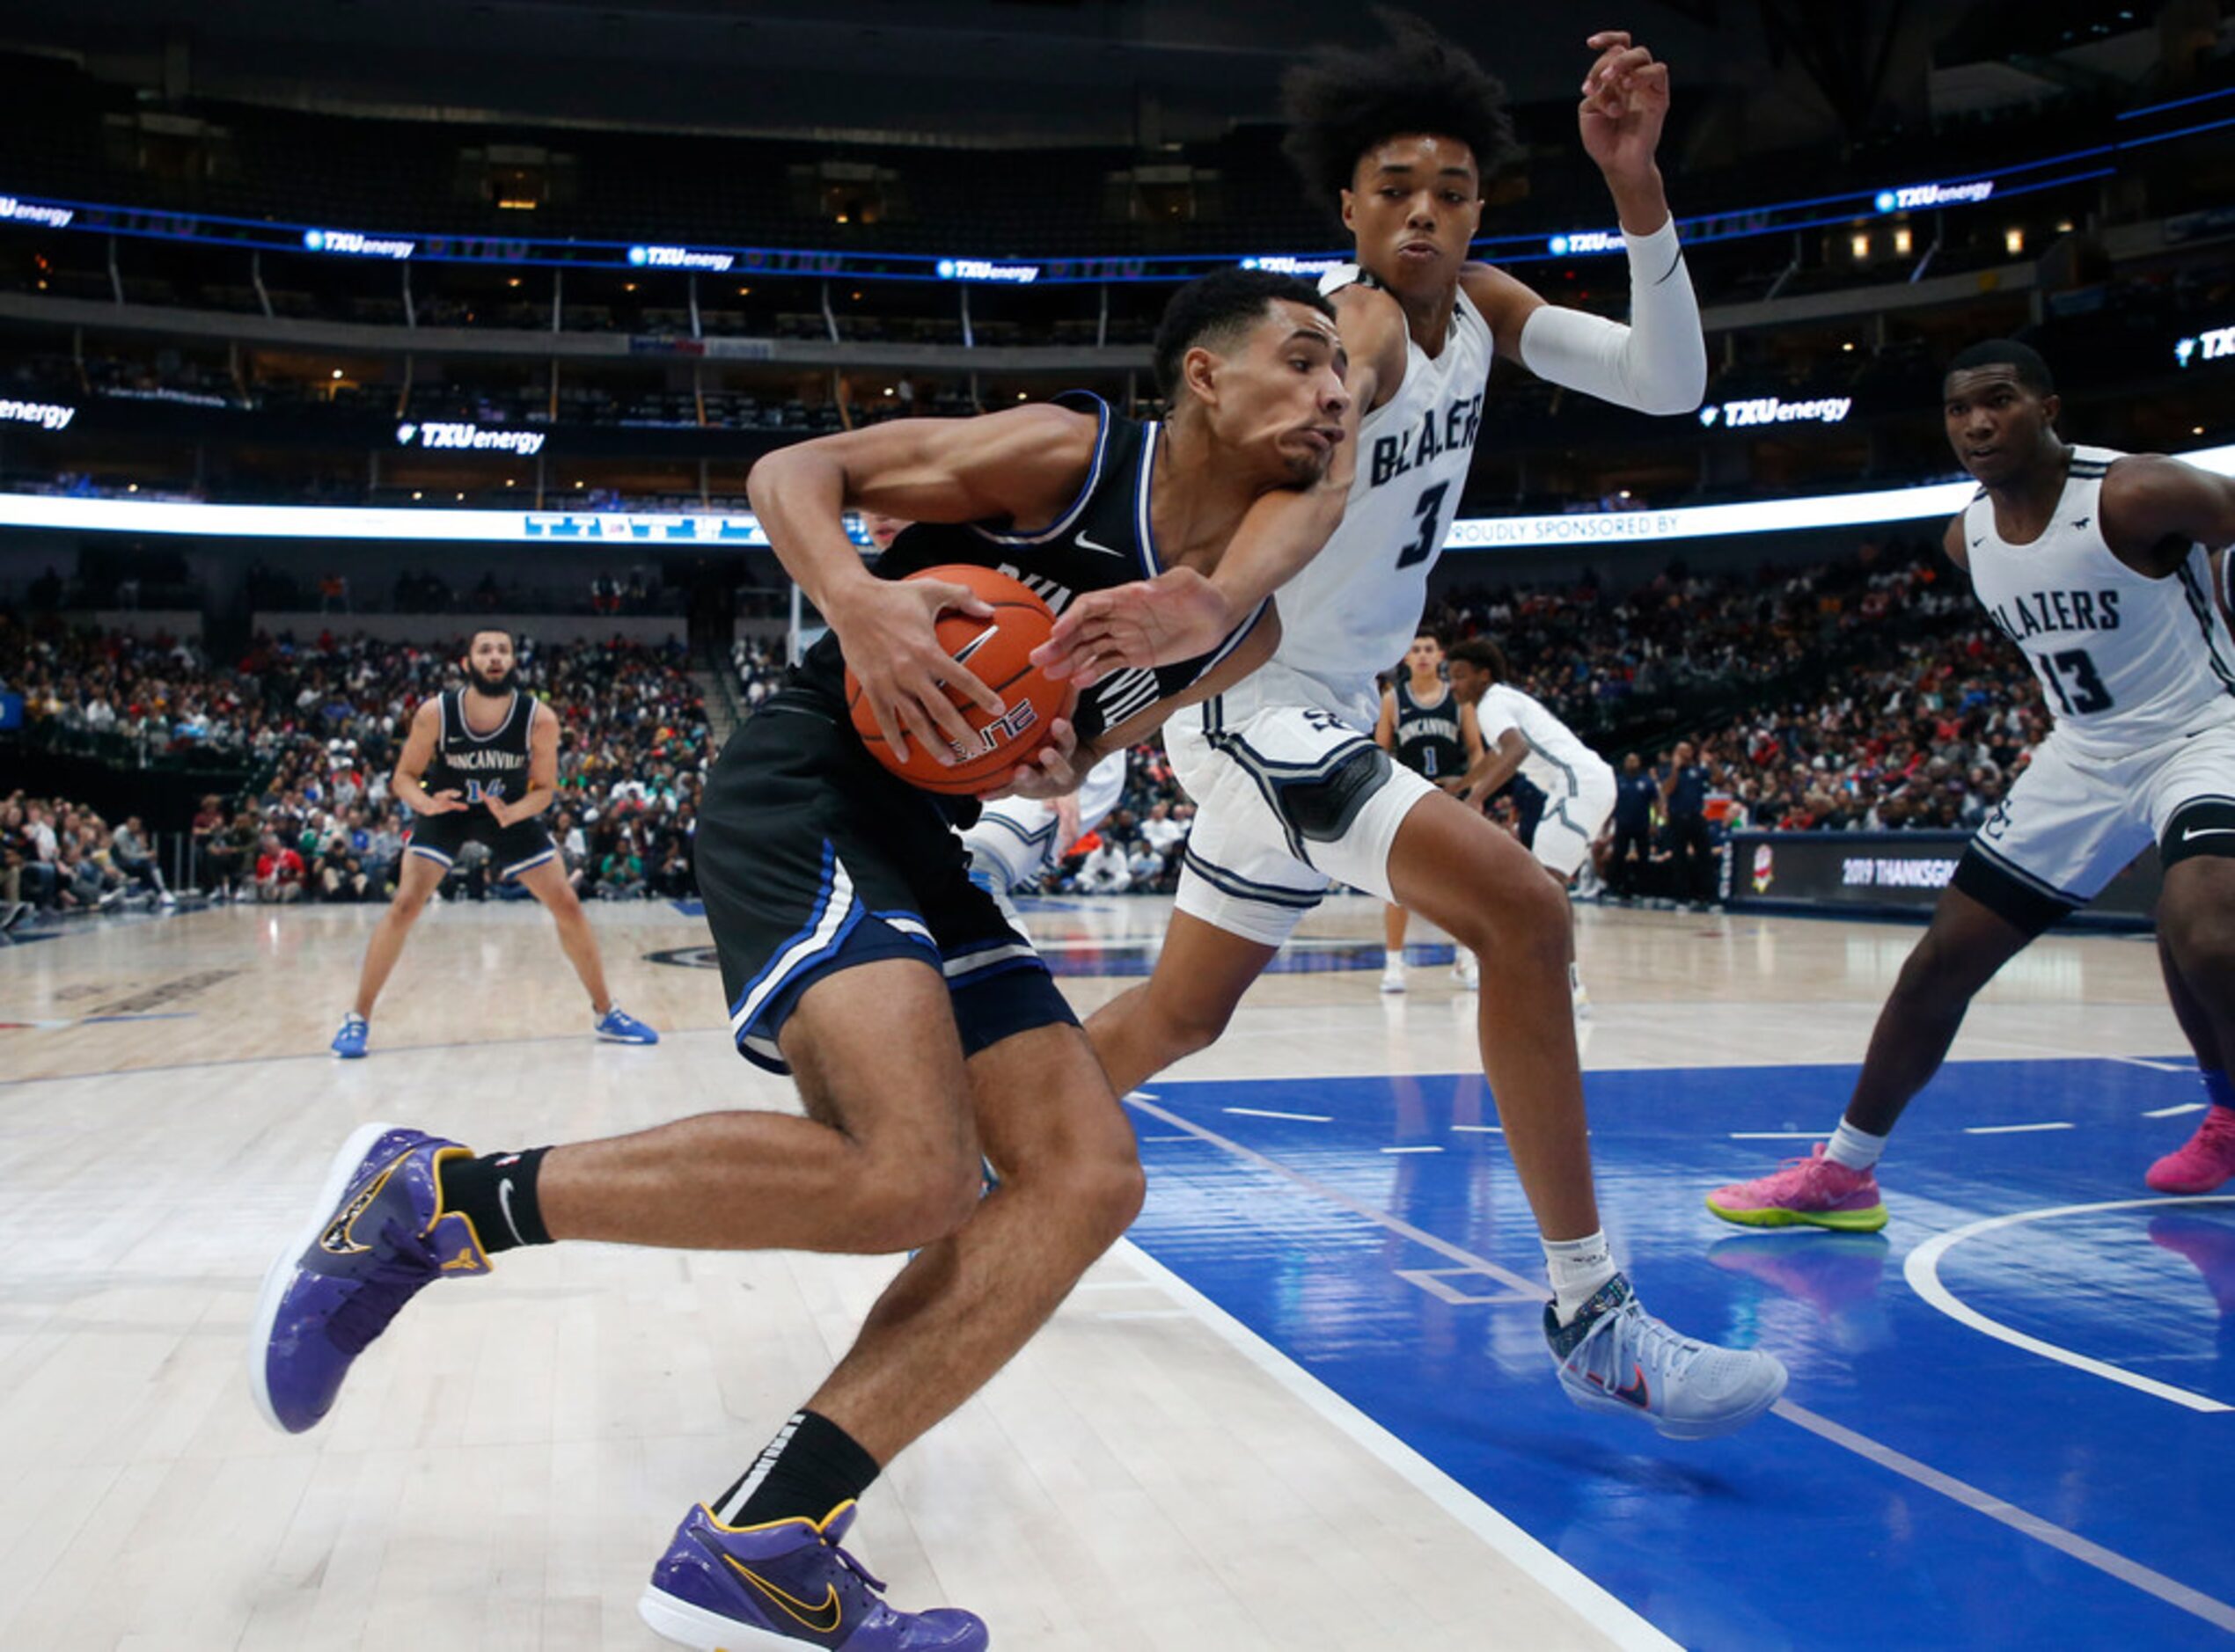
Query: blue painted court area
[{"left": 1125, "top": 1058, "right": 2235, "bottom": 1650}]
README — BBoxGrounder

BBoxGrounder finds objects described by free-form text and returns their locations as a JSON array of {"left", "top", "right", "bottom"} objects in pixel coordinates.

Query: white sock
[
  {"left": 1824, "top": 1120, "right": 1887, "bottom": 1173},
  {"left": 1543, "top": 1231, "right": 1618, "bottom": 1324}
]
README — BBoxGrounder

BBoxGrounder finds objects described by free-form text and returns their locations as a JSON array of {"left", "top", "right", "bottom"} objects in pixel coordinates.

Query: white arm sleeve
[{"left": 1515, "top": 218, "right": 1707, "bottom": 416}]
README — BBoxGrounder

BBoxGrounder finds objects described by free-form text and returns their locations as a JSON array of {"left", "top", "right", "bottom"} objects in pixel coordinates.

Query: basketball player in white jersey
[
  {"left": 1446, "top": 638, "right": 1616, "bottom": 1016},
  {"left": 1046, "top": 18, "right": 1790, "bottom": 1437},
  {"left": 1374, "top": 625, "right": 1480, "bottom": 991},
  {"left": 1710, "top": 340, "right": 2235, "bottom": 1230},
  {"left": 328, "top": 627, "right": 658, "bottom": 1057}
]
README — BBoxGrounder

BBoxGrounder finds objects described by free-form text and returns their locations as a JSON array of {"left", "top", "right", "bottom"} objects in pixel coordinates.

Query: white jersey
[
  {"left": 1964, "top": 445, "right": 2235, "bottom": 757},
  {"left": 1271, "top": 270, "right": 1494, "bottom": 713},
  {"left": 1475, "top": 684, "right": 1611, "bottom": 799}
]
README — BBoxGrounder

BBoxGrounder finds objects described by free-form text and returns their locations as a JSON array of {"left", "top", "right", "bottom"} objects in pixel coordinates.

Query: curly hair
[{"left": 1280, "top": 9, "right": 1521, "bottom": 216}]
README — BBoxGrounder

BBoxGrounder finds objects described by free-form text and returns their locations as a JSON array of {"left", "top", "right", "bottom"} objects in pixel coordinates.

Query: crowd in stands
[{"left": 4, "top": 621, "right": 708, "bottom": 914}]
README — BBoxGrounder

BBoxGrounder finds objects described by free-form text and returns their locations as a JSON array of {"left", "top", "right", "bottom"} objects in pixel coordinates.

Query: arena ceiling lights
[
  {"left": 1, "top": 93, "right": 2227, "bottom": 287},
  {"left": 5, "top": 445, "right": 2229, "bottom": 553}
]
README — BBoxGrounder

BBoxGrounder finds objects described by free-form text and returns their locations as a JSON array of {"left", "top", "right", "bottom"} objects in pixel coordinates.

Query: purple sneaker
[
  {"left": 248, "top": 1121, "right": 491, "bottom": 1434},
  {"left": 639, "top": 1501, "right": 986, "bottom": 1651}
]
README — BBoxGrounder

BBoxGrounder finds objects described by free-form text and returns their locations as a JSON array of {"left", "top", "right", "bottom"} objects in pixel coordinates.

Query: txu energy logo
[{"left": 2175, "top": 325, "right": 2235, "bottom": 369}]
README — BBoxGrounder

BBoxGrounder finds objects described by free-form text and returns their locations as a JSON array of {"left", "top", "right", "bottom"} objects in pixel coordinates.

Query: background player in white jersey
[
  {"left": 1446, "top": 638, "right": 1616, "bottom": 1016},
  {"left": 1374, "top": 624, "right": 1481, "bottom": 992},
  {"left": 1710, "top": 340, "right": 2235, "bottom": 1230},
  {"left": 1052, "top": 17, "right": 1789, "bottom": 1439},
  {"left": 962, "top": 748, "right": 1130, "bottom": 905}
]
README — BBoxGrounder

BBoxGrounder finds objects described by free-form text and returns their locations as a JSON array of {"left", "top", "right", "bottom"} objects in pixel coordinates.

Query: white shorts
[
  {"left": 1168, "top": 662, "right": 1440, "bottom": 947},
  {"left": 1532, "top": 764, "right": 1617, "bottom": 879},
  {"left": 1968, "top": 720, "right": 2235, "bottom": 916}
]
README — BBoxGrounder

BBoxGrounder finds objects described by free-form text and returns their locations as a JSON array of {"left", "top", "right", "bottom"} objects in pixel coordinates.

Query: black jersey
[
  {"left": 792, "top": 391, "right": 1271, "bottom": 749},
  {"left": 1392, "top": 677, "right": 1467, "bottom": 781},
  {"left": 421, "top": 687, "right": 537, "bottom": 804}
]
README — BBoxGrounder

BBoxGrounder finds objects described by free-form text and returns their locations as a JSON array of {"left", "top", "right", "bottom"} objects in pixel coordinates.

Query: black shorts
[
  {"left": 406, "top": 808, "right": 558, "bottom": 880},
  {"left": 696, "top": 690, "right": 1075, "bottom": 1075}
]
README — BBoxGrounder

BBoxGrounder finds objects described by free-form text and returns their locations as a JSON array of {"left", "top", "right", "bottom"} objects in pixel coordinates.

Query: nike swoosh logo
[
  {"left": 2185, "top": 826, "right": 2235, "bottom": 841},
  {"left": 1588, "top": 1361, "right": 1652, "bottom": 1410},
  {"left": 319, "top": 1159, "right": 401, "bottom": 1256},
  {"left": 721, "top": 1554, "right": 843, "bottom": 1634},
  {"left": 1074, "top": 532, "right": 1128, "bottom": 559},
  {"left": 497, "top": 1177, "right": 525, "bottom": 1246},
  {"left": 1969, "top": 537, "right": 1985, "bottom": 548},
  {"left": 950, "top": 625, "right": 1000, "bottom": 666}
]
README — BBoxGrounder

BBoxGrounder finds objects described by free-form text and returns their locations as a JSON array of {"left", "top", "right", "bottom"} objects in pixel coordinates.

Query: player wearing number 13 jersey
[
  {"left": 1085, "top": 17, "right": 1791, "bottom": 1440},
  {"left": 1709, "top": 339, "right": 2235, "bottom": 1231}
]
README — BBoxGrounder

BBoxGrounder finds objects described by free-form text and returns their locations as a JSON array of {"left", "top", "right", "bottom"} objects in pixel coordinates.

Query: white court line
[
  {"left": 1381, "top": 1144, "right": 1443, "bottom": 1155},
  {"left": 2144, "top": 1103, "right": 2208, "bottom": 1119},
  {"left": 1137, "top": 1132, "right": 1198, "bottom": 1143},
  {"left": 1902, "top": 1195, "right": 2235, "bottom": 1414},
  {"left": 1452, "top": 1124, "right": 1504, "bottom": 1134},
  {"left": 1117, "top": 1239, "right": 1680, "bottom": 1652},
  {"left": 2104, "top": 1056, "right": 2194, "bottom": 1074},
  {"left": 1730, "top": 1131, "right": 1831, "bottom": 1139},
  {"left": 1129, "top": 1094, "right": 2235, "bottom": 1635},
  {"left": 1223, "top": 1107, "right": 1331, "bottom": 1123},
  {"left": 1962, "top": 1122, "right": 2075, "bottom": 1135},
  {"left": 1126, "top": 1090, "right": 1160, "bottom": 1100}
]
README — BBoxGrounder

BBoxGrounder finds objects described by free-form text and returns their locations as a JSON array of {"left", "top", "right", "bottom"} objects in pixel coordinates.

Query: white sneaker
[
  {"left": 1548, "top": 1274, "right": 1787, "bottom": 1440},
  {"left": 1380, "top": 961, "right": 1407, "bottom": 994},
  {"left": 1452, "top": 947, "right": 1478, "bottom": 990}
]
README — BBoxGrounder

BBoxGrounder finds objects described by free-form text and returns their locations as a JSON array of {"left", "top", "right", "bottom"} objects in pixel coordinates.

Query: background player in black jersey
[
  {"left": 1374, "top": 624, "right": 1480, "bottom": 991},
  {"left": 255, "top": 270, "right": 1351, "bottom": 1650},
  {"left": 328, "top": 627, "right": 657, "bottom": 1057}
]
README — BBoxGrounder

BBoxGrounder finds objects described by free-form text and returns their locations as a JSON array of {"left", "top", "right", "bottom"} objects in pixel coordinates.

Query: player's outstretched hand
[
  {"left": 419, "top": 788, "right": 469, "bottom": 815},
  {"left": 834, "top": 574, "right": 1005, "bottom": 764},
  {"left": 976, "top": 718, "right": 1083, "bottom": 803},
  {"left": 1579, "top": 31, "right": 1671, "bottom": 179},
  {"left": 483, "top": 796, "right": 514, "bottom": 828},
  {"left": 1032, "top": 567, "right": 1229, "bottom": 687}
]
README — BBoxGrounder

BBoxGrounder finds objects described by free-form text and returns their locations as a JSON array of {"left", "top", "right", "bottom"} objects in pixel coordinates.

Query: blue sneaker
[
  {"left": 640, "top": 1501, "right": 986, "bottom": 1651},
  {"left": 595, "top": 1004, "right": 660, "bottom": 1045},
  {"left": 1546, "top": 1273, "right": 1788, "bottom": 1441},
  {"left": 331, "top": 1012, "right": 369, "bottom": 1059},
  {"left": 248, "top": 1122, "right": 490, "bottom": 1434}
]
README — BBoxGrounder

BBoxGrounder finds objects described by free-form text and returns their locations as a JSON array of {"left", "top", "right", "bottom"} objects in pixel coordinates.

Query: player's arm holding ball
[
  {"left": 1462, "top": 32, "right": 1705, "bottom": 419},
  {"left": 487, "top": 704, "right": 559, "bottom": 829},
  {"left": 746, "top": 405, "right": 1098, "bottom": 761},
  {"left": 392, "top": 698, "right": 465, "bottom": 816},
  {"left": 989, "top": 603, "right": 1285, "bottom": 802}
]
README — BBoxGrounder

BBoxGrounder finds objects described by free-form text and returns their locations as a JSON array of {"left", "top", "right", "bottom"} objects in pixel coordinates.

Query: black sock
[
  {"left": 712, "top": 1410, "right": 882, "bottom": 1529},
  {"left": 436, "top": 1146, "right": 553, "bottom": 1253}
]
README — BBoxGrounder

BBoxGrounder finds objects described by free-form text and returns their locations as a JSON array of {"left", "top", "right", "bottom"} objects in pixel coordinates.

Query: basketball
[{"left": 845, "top": 564, "right": 1078, "bottom": 795}]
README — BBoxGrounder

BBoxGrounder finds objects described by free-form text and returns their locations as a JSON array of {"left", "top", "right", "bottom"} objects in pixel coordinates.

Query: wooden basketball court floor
[{"left": 0, "top": 894, "right": 2227, "bottom": 1649}]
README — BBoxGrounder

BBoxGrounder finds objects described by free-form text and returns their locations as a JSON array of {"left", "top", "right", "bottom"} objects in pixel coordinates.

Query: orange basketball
[{"left": 845, "top": 563, "right": 1078, "bottom": 796}]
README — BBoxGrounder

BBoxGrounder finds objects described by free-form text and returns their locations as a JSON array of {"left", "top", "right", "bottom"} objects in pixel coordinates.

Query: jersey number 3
[
  {"left": 1396, "top": 483, "right": 1450, "bottom": 569},
  {"left": 2041, "top": 648, "right": 2114, "bottom": 716}
]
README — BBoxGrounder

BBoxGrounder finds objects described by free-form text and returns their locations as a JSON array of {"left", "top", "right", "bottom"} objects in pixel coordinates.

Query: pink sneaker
[
  {"left": 2145, "top": 1107, "right": 2235, "bottom": 1195},
  {"left": 1707, "top": 1143, "right": 1888, "bottom": 1232}
]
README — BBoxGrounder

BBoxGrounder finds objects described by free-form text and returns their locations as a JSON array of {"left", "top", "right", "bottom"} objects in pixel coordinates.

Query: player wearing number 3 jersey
[
  {"left": 1081, "top": 17, "right": 1790, "bottom": 1439},
  {"left": 1709, "top": 339, "right": 2235, "bottom": 1230}
]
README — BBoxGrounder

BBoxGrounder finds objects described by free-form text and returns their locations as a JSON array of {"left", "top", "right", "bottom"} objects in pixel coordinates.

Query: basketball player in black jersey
[
  {"left": 328, "top": 627, "right": 657, "bottom": 1058},
  {"left": 1374, "top": 624, "right": 1480, "bottom": 991},
  {"left": 255, "top": 270, "right": 1351, "bottom": 1649}
]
